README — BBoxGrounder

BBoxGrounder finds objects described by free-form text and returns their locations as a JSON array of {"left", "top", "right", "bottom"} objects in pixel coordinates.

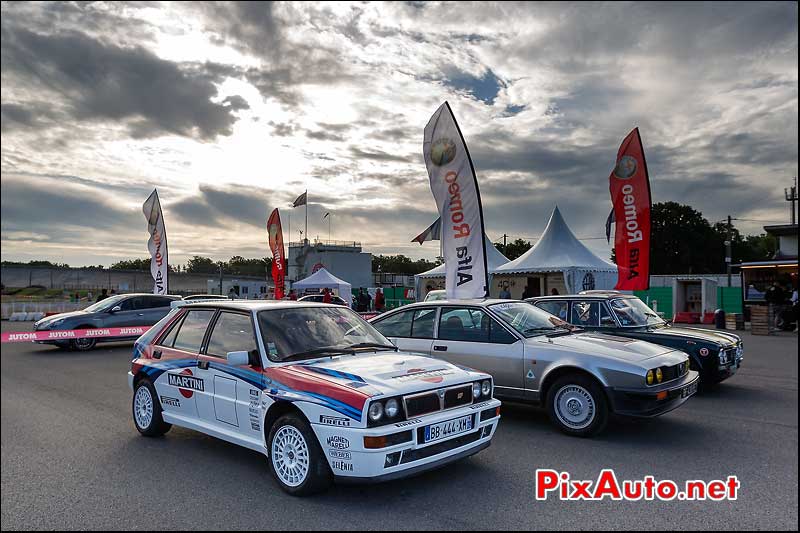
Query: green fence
[
  {"left": 634, "top": 286, "right": 743, "bottom": 319},
  {"left": 634, "top": 287, "right": 674, "bottom": 319}
]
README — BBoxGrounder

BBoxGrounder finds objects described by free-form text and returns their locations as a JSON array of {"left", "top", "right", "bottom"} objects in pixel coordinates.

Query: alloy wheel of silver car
[
  {"left": 271, "top": 425, "right": 311, "bottom": 487},
  {"left": 133, "top": 385, "right": 154, "bottom": 430},
  {"left": 554, "top": 384, "right": 596, "bottom": 430}
]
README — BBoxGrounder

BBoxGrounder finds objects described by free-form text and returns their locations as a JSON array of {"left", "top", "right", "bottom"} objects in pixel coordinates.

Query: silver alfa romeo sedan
[{"left": 371, "top": 299, "right": 699, "bottom": 437}]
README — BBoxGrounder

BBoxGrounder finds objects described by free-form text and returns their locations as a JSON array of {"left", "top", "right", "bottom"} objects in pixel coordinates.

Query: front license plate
[
  {"left": 423, "top": 415, "right": 473, "bottom": 444},
  {"left": 681, "top": 380, "right": 698, "bottom": 399}
]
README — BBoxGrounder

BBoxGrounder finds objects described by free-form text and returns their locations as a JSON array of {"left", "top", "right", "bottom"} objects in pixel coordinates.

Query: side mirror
[
  {"left": 226, "top": 351, "right": 250, "bottom": 366},
  {"left": 109, "top": 306, "right": 122, "bottom": 313}
]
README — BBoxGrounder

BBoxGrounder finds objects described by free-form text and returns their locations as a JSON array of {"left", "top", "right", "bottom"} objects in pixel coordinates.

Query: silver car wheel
[
  {"left": 134, "top": 385, "right": 154, "bottom": 429},
  {"left": 271, "top": 425, "right": 310, "bottom": 487},
  {"left": 554, "top": 384, "right": 595, "bottom": 430}
]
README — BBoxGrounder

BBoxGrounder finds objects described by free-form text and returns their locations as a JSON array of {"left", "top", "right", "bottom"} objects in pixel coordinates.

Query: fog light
[
  {"left": 384, "top": 452, "right": 402, "bottom": 468},
  {"left": 655, "top": 368, "right": 663, "bottom": 383},
  {"left": 646, "top": 370, "right": 654, "bottom": 385}
]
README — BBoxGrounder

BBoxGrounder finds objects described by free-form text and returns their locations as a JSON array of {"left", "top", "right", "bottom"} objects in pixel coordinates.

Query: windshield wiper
[
  {"left": 523, "top": 327, "right": 559, "bottom": 335},
  {"left": 282, "top": 346, "right": 355, "bottom": 362},
  {"left": 346, "top": 342, "right": 399, "bottom": 352}
]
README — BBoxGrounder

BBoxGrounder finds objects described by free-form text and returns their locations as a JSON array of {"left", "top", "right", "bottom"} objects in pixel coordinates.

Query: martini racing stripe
[
  {"left": 296, "top": 365, "right": 366, "bottom": 383},
  {"left": 132, "top": 359, "right": 366, "bottom": 422}
]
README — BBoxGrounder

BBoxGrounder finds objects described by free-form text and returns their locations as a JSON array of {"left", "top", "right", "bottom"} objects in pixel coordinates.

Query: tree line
[{"left": 2, "top": 201, "right": 780, "bottom": 276}]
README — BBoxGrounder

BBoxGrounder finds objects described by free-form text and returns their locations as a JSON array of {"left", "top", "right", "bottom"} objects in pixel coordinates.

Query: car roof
[
  {"left": 178, "top": 300, "right": 343, "bottom": 312},
  {"left": 395, "top": 298, "right": 517, "bottom": 308},
  {"left": 529, "top": 293, "right": 634, "bottom": 301},
  {"left": 113, "top": 292, "right": 180, "bottom": 299}
]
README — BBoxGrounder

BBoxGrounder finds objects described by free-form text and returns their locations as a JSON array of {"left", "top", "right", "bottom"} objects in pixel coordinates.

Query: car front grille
[
  {"left": 661, "top": 361, "right": 690, "bottom": 383},
  {"left": 443, "top": 385, "right": 472, "bottom": 409},
  {"left": 404, "top": 392, "right": 441, "bottom": 417},
  {"left": 403, "top": 384, "right": 476, "bottom": 418}
]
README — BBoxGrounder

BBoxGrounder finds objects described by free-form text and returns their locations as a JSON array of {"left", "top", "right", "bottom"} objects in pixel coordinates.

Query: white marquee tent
[
  {"left": 492, "top": 206, "right": 618, "bottom": 296},
  {"left": 414, "top": 235, "right": 510, "bottom": 300},
  {"left": 291, "top": 267, "right": 352, "bottom": 307}
]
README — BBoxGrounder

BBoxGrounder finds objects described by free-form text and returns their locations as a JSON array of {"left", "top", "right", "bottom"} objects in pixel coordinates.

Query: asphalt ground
[{"left": 1, "top": 321, "right": 797, "bottom": 530}]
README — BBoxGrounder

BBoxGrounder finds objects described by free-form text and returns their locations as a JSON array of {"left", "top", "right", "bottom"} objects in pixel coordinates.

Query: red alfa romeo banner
[
  {"left": 609, "top": 128, "right": 652, "bottom": 290},
  {"left": 267, "top": 208, "right": 286, "bottom": 299}
]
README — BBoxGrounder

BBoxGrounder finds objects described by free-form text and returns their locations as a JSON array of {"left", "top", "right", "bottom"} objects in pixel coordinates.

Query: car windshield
[
  {"left": 489, "top": 301, "right": 572, "bottom": 337},
  {"left": 83, "top": 294, "right": 129, "bottom": 313},
  {"left": 257, "top": 306, "right": 395, "bottom": 362},
  {"left": 610, "top": 298, "right": 665, "bottom": 326}
]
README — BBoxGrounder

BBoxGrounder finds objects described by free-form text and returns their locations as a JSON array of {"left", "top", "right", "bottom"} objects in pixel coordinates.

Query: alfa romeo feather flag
[
  {"left": 609, "top": 128, "right": 652, "bottom": 290},
  {"left": 423, "top": 102, "right": 489, "bottom": 298},
  {"left": 142, "top": 189, "right": 169, "bottom": 295},
  {"left": 267, "top": 208, "right": 286, "bottom": 300}
]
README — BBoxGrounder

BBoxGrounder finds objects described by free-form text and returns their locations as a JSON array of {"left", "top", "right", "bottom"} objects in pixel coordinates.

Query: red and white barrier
[{"left": 1, "top": 326, "right": 152, "bottom": 343}]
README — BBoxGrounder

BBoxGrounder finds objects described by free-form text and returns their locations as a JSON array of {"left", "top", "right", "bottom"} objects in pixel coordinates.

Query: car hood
[
  {"left": 646, "top": 325, "right": 740, "bottom": 347},
  {"left": 528, "top": 332, "right": 679, "bottom": 363},
  {"left": 285, "top": 351, "right": 486, "bottom": 397},
  {"left": 35, "top": 310, "right": 88, "bottom": 327}
]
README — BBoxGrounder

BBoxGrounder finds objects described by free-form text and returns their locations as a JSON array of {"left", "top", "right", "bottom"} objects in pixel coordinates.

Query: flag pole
[{"left": 304, "top": 189, "right": 308, "bottom": 245}]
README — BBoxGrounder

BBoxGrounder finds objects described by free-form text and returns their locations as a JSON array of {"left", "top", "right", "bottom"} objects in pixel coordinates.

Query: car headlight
[
  {"left": 655, "top": 368, "right": 663, "bottom": 383},
  {"left": 646, "top": 369, "right": 654, "bottom": 385},
  {"left": 472, "top": 382, "right": 481, "bottom": 399},
  {"left": 368, "top": 402, "right": 384, "bottom": 422},
  {"left": 384, "top": 398, "right": 400, "bottom": 418},
  {"left": 481, "top": 380, "right": 492, "bottom": 397}
]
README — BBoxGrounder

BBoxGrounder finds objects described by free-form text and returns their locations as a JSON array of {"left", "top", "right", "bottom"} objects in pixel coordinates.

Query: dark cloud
[
  {"left": 350, "top": 147, "right": 416, "bottom": 163},
  {"left": 0, "top": 175, "right": 142, "bottom": 239},
  {"left": 1, "top": 26, "right": 247, "bottom": 140}
]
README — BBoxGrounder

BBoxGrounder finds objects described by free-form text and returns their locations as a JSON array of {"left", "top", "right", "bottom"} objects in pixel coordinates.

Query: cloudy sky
[{"left": 1, "top": 1, "right": 797, "bottom": 267}]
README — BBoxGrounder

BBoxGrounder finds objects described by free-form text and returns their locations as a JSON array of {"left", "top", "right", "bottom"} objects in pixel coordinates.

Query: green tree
[
  {"left": 495, "top": 238, "right": 531, "bottom": 261},
  {"left": 185, "top": 256, "right": 218, "bottom": 274},
  {"left": 228, "top": 256, "right": 271, "bottom": 277},
  {"left": 372, "top": 255, "right": 441, "bottom": 275},
  {"left": 110, "top": 258, "right": 151, "bottom": 270}
]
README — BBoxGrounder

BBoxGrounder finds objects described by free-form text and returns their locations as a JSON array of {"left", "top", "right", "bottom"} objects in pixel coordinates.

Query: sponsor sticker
[
  {"left": 319, "top": 415, "right": 350, "bottom": 427},
  {"left": 160, "top": 396, "right": 181, "bottom": 407},
  {"left": 326, "top": 435, "right": 350, "bottom": 449},
  {"left": 329, "top": 450, "right": 352, "bottom": 460},
  {"left": 168, "top": 370, "right": 203, "bottom": 398},
  {"left": 395, "top": 418, "right": 422, "bottom": 427},
  {"left": 331, "top": 460, "right": 354, "bottom": 472}
]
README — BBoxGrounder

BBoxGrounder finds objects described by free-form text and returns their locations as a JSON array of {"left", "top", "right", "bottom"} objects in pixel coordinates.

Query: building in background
[
  {"left": 287, "top": 239, "right": 372, "bottom": 290},
  {"left": 739, "top": 222, "right": 798, "bottom": 306}
]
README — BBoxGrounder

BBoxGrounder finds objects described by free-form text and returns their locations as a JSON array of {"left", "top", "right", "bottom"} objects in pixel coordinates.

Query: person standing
[
  {"left": 375, "top": 288, "right": 385, "bottom": 312},
  {"left": 288, "top": 289, "right": 298, "bottom": 301},
  {"left": 498, "top": 285, "right": 511, "bottom": 299},
  {"left": 95, "top": 288, "right": 108, "bottom": 302},
  {"left": 521, "top": 285, "right": 533, "bottom": 300},
  {"left": 322, "top": 287, "right": 332, "bottom": 304}
]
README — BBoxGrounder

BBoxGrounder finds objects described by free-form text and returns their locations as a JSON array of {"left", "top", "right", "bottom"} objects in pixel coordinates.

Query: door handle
[
  {"left": 197, "top": 360, "right": 209, "bottom": 370},
  {"left": 137, "top": 313, "right": 145, "bottom": 316},
  {"left": 434, "top": 345, "right": 448, "bottom": 352},
  {"left": 153, "top": 350, "right": 162, "bottom": 359}
]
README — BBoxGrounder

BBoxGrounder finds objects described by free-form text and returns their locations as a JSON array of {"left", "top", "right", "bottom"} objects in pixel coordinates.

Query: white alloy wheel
[
  {"left": 271, "top": 425, "right": 311, "bottom": 487},
  {"left": 134, "top": 385, "right": 154, "bottom": 430},
  {"left": 554, "top": 384, "right": 596, "bottom": 430}
]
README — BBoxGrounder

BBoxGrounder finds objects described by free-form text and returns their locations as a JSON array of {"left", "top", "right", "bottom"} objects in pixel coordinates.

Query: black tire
[
  {"left": 70, "top": 328, "right": 97, "bottom": 351},
  {"left": 267, "top": 413, "right": 332, "bottom": 496},
  {"left": 132, "top": 379, "right": 171, "bottom": 437},
  {"left": 546, "top": 373, "right": 609, "bottom": 437}
]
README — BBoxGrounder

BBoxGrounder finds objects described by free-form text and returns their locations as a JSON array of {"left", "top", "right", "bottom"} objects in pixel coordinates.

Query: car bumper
[
  {"left": 606, "top": 371, "right": 699, "bottom": 418},
  {"left": 714, "top": 350, "right": 744, "bottom": 382},
  {"left": 311, "top": 398, "right": 501, "bottom": 483}
]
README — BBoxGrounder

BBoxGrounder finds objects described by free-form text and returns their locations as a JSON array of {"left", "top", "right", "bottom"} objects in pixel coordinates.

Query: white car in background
[{"left": 129, "top": 301, "right": 501, "bottom": 495}]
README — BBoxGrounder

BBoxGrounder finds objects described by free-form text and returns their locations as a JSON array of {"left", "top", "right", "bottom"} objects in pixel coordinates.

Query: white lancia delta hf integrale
[{"left": 128, "top": 301, "right": 501, "bottom": 495}]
